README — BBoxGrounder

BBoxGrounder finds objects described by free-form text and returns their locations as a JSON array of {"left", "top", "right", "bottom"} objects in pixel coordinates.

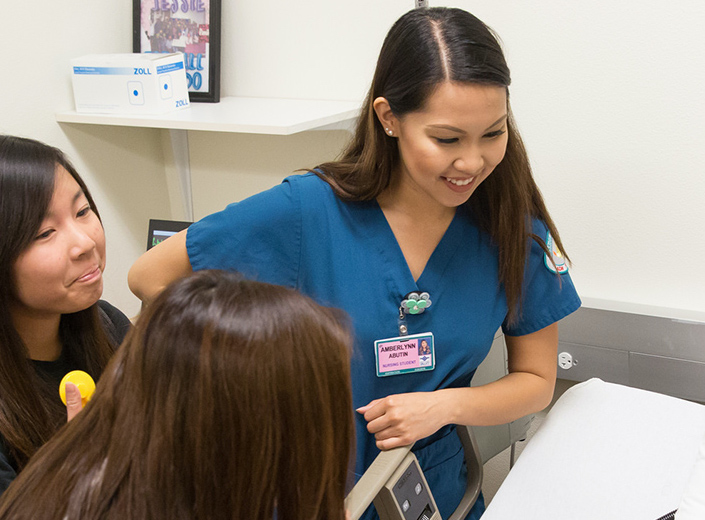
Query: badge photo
[{"left": 375, "top": 333, "right": 435, "bottom": 377}]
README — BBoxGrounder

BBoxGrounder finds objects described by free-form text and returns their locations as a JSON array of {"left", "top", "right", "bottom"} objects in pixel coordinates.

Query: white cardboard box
[{"left": 71, "top": 53, "right": 190, "bottom": 114}]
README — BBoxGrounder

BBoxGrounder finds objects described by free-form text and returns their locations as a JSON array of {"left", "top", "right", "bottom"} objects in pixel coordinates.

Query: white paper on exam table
[
  {"left": 675, "top": 430, "right": 705, "bottom": 519},
  {"left": 481, "top": 378, "right": 705, "bottom": 520}
]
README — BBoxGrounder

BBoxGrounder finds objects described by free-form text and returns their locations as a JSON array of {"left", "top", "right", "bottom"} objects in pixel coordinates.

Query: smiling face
[
  {"left": 12, "top": 166, "right": 106, "bottom": 318},
  {"left": 376, "top": 81, "right": 509, "bottom": 213}
]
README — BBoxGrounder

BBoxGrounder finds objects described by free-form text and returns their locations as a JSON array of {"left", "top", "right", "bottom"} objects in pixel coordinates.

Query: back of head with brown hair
[{"left": 0, "top": 270, "right": 354, "bottom": 520}]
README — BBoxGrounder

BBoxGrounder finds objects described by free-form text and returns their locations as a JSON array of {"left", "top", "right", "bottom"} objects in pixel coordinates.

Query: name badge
[{"left": 374, "top": 333, "right": 435, "bottom": 377}]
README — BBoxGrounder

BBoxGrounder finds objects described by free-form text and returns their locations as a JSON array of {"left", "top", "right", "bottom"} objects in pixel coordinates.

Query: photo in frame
[{"left": 133, "top": 0, "right": 221, "bottom": 102}]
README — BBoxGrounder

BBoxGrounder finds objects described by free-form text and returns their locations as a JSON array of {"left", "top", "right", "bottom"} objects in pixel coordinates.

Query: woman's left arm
[{"left": 358, "top": 323, "right": 558, "bottom": 450}]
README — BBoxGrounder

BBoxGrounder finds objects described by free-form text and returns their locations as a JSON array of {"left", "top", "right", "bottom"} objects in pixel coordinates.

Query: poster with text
[{"left": 133, "top": 0, "right": 220, "bottom": 102}]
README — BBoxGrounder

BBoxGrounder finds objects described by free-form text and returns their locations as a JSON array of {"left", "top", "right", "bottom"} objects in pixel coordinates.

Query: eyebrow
[
  {"left": 43, "top": 189, "right": 86, "bottom": 219},
  {"left": 427, "top": 114, "right": 508, "bottom": 134}
]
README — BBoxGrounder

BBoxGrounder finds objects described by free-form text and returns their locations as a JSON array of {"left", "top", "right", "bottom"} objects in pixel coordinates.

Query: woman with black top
[{"left": 0, "top": 135, "right": 130, "bottom": 496}]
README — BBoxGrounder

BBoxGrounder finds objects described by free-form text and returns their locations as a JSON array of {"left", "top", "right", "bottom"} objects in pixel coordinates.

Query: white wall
[
  {"left": 3, "top": 1, "right": 704, "bottom": 318},
  {"left": 3, "top": 1, "right": 171, "bottom": 317},
  {"left": 466, "top": 2, "right": 705, "bottom": 320}
]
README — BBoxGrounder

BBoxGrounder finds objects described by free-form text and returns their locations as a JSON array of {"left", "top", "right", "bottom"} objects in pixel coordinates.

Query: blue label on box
[
  {"left": 73, "top": 66, "right": 134, "bottom": 75},
  {"left": 156, "top": 62, "right": 184, "bottom": 74}
]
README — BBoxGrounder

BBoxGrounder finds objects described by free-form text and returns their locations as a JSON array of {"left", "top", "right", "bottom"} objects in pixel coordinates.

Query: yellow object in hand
[{"left": 59, "top": 370, "right": 96, "bottom": 406}]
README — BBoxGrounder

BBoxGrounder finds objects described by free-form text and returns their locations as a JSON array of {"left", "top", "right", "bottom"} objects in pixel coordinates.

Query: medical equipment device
[
  {"left": 146, "top": 219, "right": 191, "bottom": 250},
  {"left": 345, "top": 425, "right": 482, "bottom": 520}
]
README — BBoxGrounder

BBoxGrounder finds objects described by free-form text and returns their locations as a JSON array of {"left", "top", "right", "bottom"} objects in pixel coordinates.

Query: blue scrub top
[{"left": 187, "top": 173, "right": 581, "bottom": 520}]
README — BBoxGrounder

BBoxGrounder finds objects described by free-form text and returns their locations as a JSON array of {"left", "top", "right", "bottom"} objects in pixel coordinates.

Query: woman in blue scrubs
[{"left": 129, "top": 8, "right": 581, "bottom": 519}]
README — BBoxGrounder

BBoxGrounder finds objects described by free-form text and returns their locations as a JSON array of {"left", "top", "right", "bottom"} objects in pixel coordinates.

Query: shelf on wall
[
  {"left": 55, "top": 96, "right": 361, "bottom": 135},
  {"left": 56, "top": 96, "right": 361, "bottom": 221}
]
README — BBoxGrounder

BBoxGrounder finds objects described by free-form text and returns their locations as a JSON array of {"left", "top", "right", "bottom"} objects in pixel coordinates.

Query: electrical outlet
[{"left": 558, "top": 352, "right": 573, "bottom": 370}]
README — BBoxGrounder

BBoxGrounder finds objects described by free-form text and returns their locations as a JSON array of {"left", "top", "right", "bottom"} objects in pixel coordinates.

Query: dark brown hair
[
  {"left": 314, "top": 8, "right": 569, "bottom": 324},
  {"left": 0, "top": 270, "right": 354, "bottom": 520},
  {"left": 0, "top": 135, "right": 115, "bottom": 468}
]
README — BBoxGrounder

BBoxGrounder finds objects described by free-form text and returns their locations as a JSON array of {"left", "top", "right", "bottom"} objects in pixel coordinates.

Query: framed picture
[{"left": 133, "top": 0, "right": 221, "bottom": 102}]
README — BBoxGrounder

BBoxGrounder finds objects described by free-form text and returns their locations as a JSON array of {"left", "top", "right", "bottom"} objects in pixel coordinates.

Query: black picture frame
[{"left": 133, "top": 0, "right": 221, "bottom": 103}]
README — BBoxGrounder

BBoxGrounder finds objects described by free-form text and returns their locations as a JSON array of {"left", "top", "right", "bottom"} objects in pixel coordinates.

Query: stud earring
[{"left": 385, "top": 128, "right": 394, "bottom": 136}]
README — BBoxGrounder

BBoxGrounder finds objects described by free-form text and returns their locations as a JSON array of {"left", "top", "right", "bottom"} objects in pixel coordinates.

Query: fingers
[
  {"left": 371, "top": 420, "right": 415, "bottom": 450},
  {"left": 357, "top": 396, "right": 403, "bottom": 431},
  {"left": 355, "top": 398, "right": 381, "bottom": 416},
  {"left": 357, "top": 393, "right": 438, "bottom": 450},
  {"left": 357, "top": 397, "right": 414, "bottom": 449},
  {"left": 375, "top": 436, "right": 411, "bottom": 451},
  {"left": 357, "top": 396, "right": 400, "bottom": 423},
  {"left": 366, "top": 414, "right": 393, "bottom": 435},
  {"left": 370, "top": 419, "right": 415, "bottom": 445},
  {"left": 65, "top": 382, "right": 84, "bottom": 422},
  {"left": 357, "top": 398, "right": 392, "bottom": 433}
]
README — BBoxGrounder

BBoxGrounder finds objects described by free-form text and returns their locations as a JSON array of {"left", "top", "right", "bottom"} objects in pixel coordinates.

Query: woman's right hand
[
  {"left": 64, "top": 383, "right": 83, "bottom": 422},
  {"left": 356, "top": 391, "right": 450, "bottom": 450}
]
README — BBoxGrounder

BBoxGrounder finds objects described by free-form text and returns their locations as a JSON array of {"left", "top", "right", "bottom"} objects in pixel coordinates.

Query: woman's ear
[{"left": 372, "top": 97, "right": 398, "bottom": 137}]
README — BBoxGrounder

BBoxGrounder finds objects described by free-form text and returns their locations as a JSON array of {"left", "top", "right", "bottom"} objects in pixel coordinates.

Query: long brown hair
[
  {"left": 314, "top": 8, "right": 569, "bottom": 324},
  {"left": 0, "top": 135, "right": 115, "bottom": 469},
  {"left": 0, "top": 270, "right": 354, "bottom": 520}
]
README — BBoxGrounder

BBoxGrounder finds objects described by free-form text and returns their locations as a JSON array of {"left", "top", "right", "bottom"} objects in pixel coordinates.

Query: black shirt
[{"left": 0, "top": 301, "right": 130, "bottom": 496}]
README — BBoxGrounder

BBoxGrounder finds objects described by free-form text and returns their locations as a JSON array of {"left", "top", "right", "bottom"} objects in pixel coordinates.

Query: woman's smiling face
[
  {"left": 379, "top": 81, "right": 509, "bottom": 211},
  {"left": 12, "top": 166, "right": 105, "bottom": 318}
]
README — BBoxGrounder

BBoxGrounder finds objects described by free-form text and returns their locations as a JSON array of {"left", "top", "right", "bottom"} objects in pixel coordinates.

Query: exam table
[{"left": 481, "top": 378, "right": 705, "bottom": 520}]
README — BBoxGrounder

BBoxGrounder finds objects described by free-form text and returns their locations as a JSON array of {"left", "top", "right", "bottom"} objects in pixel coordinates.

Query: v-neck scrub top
[{"left": 187, "top": 173, "right": 581, "bottom": 520}]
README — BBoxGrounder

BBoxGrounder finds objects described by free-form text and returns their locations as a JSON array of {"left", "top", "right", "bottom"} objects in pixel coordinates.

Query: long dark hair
[
  {"left": 0, "top": 135, "right": 115, "bottom": 468},
  {"left": 0, "top": 270, "right": 354, "bottom": 520},
  {"left": 315, "top": 8, "right": 569, "bottom": 323}
]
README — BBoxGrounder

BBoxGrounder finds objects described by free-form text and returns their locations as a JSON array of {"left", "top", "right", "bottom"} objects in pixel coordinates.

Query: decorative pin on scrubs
[
  {"left": 544, "top": 232, "right": 569, "bottom": 274},
  {"left": 400, "top": 292, "right": 432, "bottom": 315},
  {"left": 377, "top": 291, "right": 436, "bottom": 377}
]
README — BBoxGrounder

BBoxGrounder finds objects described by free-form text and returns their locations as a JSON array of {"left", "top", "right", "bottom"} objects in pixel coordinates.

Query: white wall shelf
[
  {"left": 56, "top": 97, "right": 361, "bottom": 220},
  {"left": 56, "top": 96, "right": 361, "bottom": 135}
]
